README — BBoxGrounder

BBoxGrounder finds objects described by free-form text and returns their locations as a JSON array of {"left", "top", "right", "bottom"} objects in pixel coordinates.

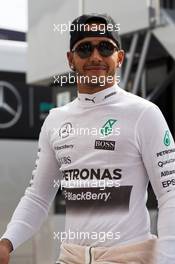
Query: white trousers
[{"left": 56, "top": 237, "right": 157, "bottom": 264}]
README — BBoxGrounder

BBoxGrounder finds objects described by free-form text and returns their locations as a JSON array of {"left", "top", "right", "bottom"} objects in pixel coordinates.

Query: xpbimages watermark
[
  {"left": 53, "top": 229, "right": 120, "bottom": 242},
  {"left": 52, "top": 125, "right": 121, "bottom": 138},
  {"left": 53, "top": 73, "right": 120, "bottom": 87},
  {"left": 53, "top": 21, "right": 120, "bottom": 34},
  {"left": 53, "top": 179, "right": 121, "bottom": 191}
]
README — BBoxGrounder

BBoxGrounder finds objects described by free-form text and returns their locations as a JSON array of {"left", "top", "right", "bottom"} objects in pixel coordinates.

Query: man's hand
[{"left": 0, "top": 239, "right": 13, "bottom": 264}]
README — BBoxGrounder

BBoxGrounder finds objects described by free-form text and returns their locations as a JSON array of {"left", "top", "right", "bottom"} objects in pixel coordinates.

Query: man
[{"left": 0, "top": 14, "right": 175, "bottom": 264}]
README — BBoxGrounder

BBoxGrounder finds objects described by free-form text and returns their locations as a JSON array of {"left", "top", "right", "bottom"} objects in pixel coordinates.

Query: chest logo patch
[
  {"left": 101, "top": 119, "right": 117, "bottom": 136},
  {"left": 59, "top": 122, "right": 73, "bottom": 138}
]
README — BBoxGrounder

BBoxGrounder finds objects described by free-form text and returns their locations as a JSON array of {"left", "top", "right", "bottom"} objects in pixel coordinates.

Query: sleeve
[
  {"left": 0, "top": 114, "right": 61, "bottom": 250},
  {"left": 135, "top": 104, "right": 175, "bottom": 264}
]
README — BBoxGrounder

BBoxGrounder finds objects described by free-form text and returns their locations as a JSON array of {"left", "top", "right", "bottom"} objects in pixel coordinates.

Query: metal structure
[{"left": 121, "top": 0, "right": 175, "bottom": 101}]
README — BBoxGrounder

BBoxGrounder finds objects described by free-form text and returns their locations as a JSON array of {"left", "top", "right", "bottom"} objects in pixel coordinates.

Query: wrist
[{"left": 0, "top": 238, "right": 13, "bottom": 253}]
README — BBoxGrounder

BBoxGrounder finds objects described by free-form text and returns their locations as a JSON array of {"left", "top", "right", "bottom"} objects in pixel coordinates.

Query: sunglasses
[{"left": 72, "top": 40, "right": 119, "bottom": 58}]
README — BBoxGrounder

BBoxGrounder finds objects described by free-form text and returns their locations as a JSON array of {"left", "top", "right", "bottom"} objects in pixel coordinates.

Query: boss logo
[{"left": 94, "top": 140, "right": 115, "bottom": 151}]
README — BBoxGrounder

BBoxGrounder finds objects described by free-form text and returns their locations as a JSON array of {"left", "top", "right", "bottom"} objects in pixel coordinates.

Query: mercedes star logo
[
  {"left": 0, "top": 81, "right": 22, "bottom": 129},
  {"left": 59, "top": 122, "right": 73, "bottom": 138}
]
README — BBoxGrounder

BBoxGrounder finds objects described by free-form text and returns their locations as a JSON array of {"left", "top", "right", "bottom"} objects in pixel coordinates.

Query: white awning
[{"left": 0, "top": 40, "right": 27, "bottom": 72}]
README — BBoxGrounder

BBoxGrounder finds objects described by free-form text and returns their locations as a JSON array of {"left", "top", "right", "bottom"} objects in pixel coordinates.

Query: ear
[
  {"left": 117, "top": 50, "right": 125, "bottom": 68},
  {"left": 67, "top": 51, "right": 74, "bottom": 69}
]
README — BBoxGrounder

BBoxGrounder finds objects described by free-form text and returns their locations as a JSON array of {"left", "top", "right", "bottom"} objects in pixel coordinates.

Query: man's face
[{"left": 67, "top": 24, "right": 124, "bottom": 87}]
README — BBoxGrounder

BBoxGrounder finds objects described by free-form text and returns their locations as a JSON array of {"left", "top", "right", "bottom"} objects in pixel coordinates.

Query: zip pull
[
  {"left": 85, "top": 246, "right": 93, "bottom": 264},
  {"left": 89, "top": 246, "right": 92, "bottom": 264}
]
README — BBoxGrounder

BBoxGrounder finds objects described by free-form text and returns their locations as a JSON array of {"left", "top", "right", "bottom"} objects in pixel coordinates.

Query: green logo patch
[
  {"left": 101, "top": 119, "right": 117, "bottom": 136},
  {"left": 164, "top": 130, "right": 171, "bottom": 146}
]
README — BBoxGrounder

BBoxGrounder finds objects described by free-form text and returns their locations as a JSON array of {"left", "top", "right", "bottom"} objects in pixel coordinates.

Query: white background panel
[
  {"left": 83, "top": 0, "right": 149, "bottom": 35},
  {"left": 27, "top": 0, "right": 81, "bottom": 84}
]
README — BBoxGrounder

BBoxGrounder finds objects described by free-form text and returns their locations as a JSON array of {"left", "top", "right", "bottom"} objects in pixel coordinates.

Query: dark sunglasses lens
[
  {"left": 76, "top": 42, "right": 92, "bottom": 58},
  {"left": 98, "top": 41, "right": 116, "bottom": 57}
]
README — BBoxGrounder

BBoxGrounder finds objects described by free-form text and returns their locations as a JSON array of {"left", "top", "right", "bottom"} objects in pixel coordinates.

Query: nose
[{"left": 89, "top": 47, "right": 103, "bottom": 63}]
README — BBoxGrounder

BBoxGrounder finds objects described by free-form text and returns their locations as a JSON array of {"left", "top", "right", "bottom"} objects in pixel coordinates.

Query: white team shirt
[{"left": 1, "top": 84, "right": 175, "bottom": 263}]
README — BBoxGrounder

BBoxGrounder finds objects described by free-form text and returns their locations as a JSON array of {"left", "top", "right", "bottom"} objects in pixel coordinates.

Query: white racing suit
[{"left": 1, "top": 84, "right": 175, "bottom": 263}]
